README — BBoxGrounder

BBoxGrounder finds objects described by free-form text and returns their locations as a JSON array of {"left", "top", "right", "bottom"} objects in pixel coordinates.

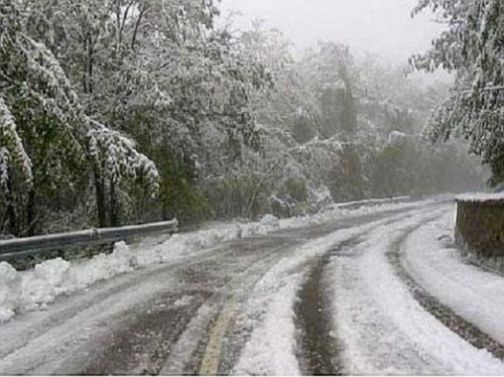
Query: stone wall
[{"left": 455, "top": 196, "right": 504, "bottom": 274}]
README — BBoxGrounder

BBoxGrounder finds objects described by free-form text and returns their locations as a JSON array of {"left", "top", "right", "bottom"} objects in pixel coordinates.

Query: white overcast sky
[{"left": 218, "top": 0, "right": 446, "bottom": 68}]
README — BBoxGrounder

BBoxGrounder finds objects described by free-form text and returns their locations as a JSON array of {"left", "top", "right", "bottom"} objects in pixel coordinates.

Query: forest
[{"left": 0, "top": 0, "right": 491, "bottom": 238}]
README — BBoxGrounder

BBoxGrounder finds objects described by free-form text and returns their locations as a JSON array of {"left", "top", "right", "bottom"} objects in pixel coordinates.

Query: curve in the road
[
  {"left": 164, "top": 208, "right": 428, "bottom": 375},
  {"left": 233, "top": 205, "right": 444, "bottom": 375},
  {"left": 326, "top": 206, "right": 504, "bottom": 375},
  {"left": 293, "top": 210, "right": 427, "bottom": 375},
  {"left": 388, "top": 221, "right": 504, "bottom": 361}
]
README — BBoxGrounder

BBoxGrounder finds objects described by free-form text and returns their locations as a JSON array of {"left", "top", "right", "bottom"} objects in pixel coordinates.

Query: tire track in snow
[
  {"left": 79, "top": 235, "right": 299, "bottom": 375},
  {"left": 168, "top": 209, "right": 424, "bottom": 375},
  {"left": 79, "top": 291, "right": 211, "bottom": 375},
  {"left": 295, "top": 239, "right": 359, "bottom": 375},
  {"left": 234, "top": 206, "right": 444, "bottom": 376},
  {"left": 329, "top": 207, "right": 504, "bottom": 375},
  {"left": 293, "top": 207, "right": 440, "bottom": 376},
  {"left": 388, "top": 220, "right": 504, "bottom": 361}
]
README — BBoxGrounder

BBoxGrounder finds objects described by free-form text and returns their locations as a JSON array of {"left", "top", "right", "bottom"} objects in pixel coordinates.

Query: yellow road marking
[{"left": 199, "top": 297, "right": 237, "bottom": 375}]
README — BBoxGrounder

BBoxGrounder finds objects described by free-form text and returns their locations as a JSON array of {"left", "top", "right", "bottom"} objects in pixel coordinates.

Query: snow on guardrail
[
  {"left": 0, "top": 220, "right": 178, "bottom": 261},
  {"left": 332, "top": 195, "right": 412, "bottom": 210},
  {"left": 456, "top": 192, "right": 504, "bottom": 202}
]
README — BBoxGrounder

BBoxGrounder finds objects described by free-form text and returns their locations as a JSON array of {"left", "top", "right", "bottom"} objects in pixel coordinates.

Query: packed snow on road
[
  {"left": 0, "top": 197, "right": 421, "bottom": 323},
  {"left": 1, "top": 197, "right": 504, "bottom": 375}
]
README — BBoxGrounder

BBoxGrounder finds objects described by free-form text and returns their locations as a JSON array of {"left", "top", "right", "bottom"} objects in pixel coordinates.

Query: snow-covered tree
[
  {"left": 298, "top": 42, "right": 358, "bottom": 138},
  {"left": 237, "top": 23, "right": 314, "bottom": 131},
  {"left": 411, "top": 0, "right": 504, "bottom": 185},
  {"left": 0, "top": 0, "right": 159, "bottom": 234},
  {"left": 23, "top": 0, "right": 281, "bottom": 223}
]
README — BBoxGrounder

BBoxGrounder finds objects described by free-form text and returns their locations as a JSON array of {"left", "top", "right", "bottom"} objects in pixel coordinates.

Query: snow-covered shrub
[
  {"left": 283, "top": 177, "right": 308, "bottom": 203},
  {"left": 307, "top": 185, "right": 334, "bottom": 212}
]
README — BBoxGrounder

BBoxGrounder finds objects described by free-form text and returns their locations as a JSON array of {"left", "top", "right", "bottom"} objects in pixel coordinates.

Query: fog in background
[{"left": 219, "top": 0, "right": 452, "bottom": 84}]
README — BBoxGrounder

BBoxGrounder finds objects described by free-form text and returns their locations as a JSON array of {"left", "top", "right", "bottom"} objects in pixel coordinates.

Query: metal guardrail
[
  {"left": 333, "top": 195, "right": 413, "bottom": 210},
  {"left": 0, "top": 220, "right": 178, "bottom": 260}
]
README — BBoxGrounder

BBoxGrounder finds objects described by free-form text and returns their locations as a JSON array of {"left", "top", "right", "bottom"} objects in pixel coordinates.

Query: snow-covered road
[{"left": 1, "top": 198, "right": 504, "bottom": 375}]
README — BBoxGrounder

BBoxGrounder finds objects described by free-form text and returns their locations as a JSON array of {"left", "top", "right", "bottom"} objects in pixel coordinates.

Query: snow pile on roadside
[
  {"left": 66, "top": 241, "right": 137, "bottom": 290},
  {"left": 0, "top": 197, "right": 440, "bottom": 323},
  {"left": 0, "top": 263, "right": 20, "bottom": 322},
  {"left": 259, "top": 214, "right": 280, "bottom": 228},
  {"left": 0, "top": 241, "right": 139, "bottom": 321},
  {"left": 0, "top": 220, "right": 285, "bottom": 323},
  {"left": 21, "top": 258, "right": 71, "bottom": 311},
  {"left": 403, "top": 211, "right": 504, "bottom": 345}
]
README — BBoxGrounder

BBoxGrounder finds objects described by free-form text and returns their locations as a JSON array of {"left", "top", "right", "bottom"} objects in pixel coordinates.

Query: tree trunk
[
  {"left": 26, "top": 188, "right": 36, "bottom": 236},
  {"left": 115, "top": 0, "right": 123, "bottom": 53},
  {"left": 94, "top": 167, "right": 107, "bottom": 228},
  {"left": 109, "top": 178, "right": 119, "bottom": 226},
  {"left": 131, "top": 5, "right": 146, "bottom": 50},
  {"left": 5, "top": 181, "right": 17, "bottom": 236},
  {"left": 82, "top": 33, "right": 95, "bottom": 96},
  {"left": 87, "top": 38, "right": 94, "bottom": 94}
]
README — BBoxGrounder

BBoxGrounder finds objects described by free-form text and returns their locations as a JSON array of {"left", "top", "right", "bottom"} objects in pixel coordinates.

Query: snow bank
[
  {"left": 0, "top": 242, "right": 138, "bottom": 322},
  {"left": 0, "top": 263, "right": 20, "bottom": 322},
  {"left": 21, "top": 258, "right": 71, "bottom": 311},
  {"left": 0, "top": 197, "right": 439, "bottom": 323},
  {"left": 404, "top": 211, "right": 504, "bottom": 346}
]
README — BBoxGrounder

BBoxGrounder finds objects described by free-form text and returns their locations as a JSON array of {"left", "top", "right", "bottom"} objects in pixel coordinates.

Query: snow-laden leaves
[
  {"left": 0, "top": 0, "right": 489, "bottom": 236},
  {"left": 88, "top": 120, "right": 160, "bottom": 198},
  {"left": 412, "top": 0, "right": 504, "bottom": 185},
  {"left": 0, "top": 98, "right": 32, "bottom": 192},
  {"left": 0, "top": 0, "right": 160, "bottom": 234}
]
